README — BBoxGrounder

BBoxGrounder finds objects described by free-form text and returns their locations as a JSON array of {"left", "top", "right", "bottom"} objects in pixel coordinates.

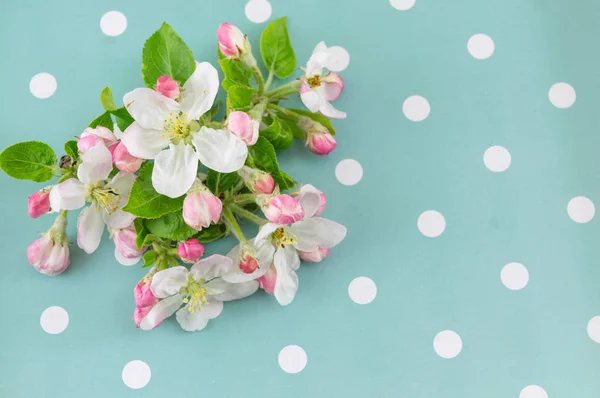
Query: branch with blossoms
[{"left": 0, "top": 18, "right": 347, "bottom": 332}]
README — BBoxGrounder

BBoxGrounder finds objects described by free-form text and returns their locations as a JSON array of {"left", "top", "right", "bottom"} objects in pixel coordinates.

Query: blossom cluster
[{"left": 1, "top": 18, "right": 347, "bottom": 332}]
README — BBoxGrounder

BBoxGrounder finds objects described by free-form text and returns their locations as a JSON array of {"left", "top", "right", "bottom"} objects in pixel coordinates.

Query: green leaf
[
  {"left": 248, "top": 137, "right": 296, "bottom": 191},
  {"left": 274, "top": 170, "right": 295, "bottom": 191},
  {"left": 89, "top": 111, "right": 114, "bottom": 130},
  {"left": 219, "top": 58, "right": 252, "bottom": 91},
  {"left": 194, "top": 223, "right": 227, "bottom": 243},
  {"left": 111, "top": 107, "right": 135, "bottom": 131},
  {"left": 217, "top": 45, "right": 226, "bottom": 60},
  {"left": 100, "top": 87, "right": 117, "bottom": 111},
  {"left": 123, "top": 163, "right": 185, "bottom": 219},
  {"left": 144, "top": 212, "right": 198, "bottom": 241},
  {"left": 261, "top": 116, "right": 293, "bottom": 150},
  {"left": 134, "top": 218, "right": 149, "bottom": 250},
  {"left": 0, "top": 141, "right": 57, "bottom": 182},
  {"left": 279, "top": 117, "right": 305, "bottom": 140},
  {"left": 227, "top": 85, "right": 255, "bottom": 111},
  {"left": 142, "top": 251, "right": 158, "bottom": 268},
  {"left": 200, "top": 101, "right": 222, "bottom": 124},
  {"left": 142, "top": 22, "right": 196, "bottom": 88},
  {"left": 260, "top": 17, "right": 296, "bottom": 79},
  {"left": 287, "top": 108, "right": 336, "bottom": 136},
  {"left": 64, "top": 140, "right": 78, "bottom": 160},
  {"left": 205, "top": 169, "right": 239, "bottom": 195}
]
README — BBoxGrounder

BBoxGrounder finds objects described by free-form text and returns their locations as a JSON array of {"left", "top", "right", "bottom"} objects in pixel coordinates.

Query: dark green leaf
[
  {"left": 219, "top": 58, "right": 252, "bottom": 91},
  {"left": 0, "top": 141, "right": 57, "bottom": 182},
  {"left": 200, "top": 101, "right": 222, "bottom": 124},
  {"left": 134, "top": 218, "right": 149, "bottom": 250},
  {"left": 100, "top": 86, "right": 117, "bottom": 111},
  {"left": 64, "top": 141, "right": 78, "bottom": 160},
  {"left": 287, "top": 108, "right": 336, "bottom": 136},
  {"left": 123, "top": 163, "right": 185, "bottom": 218},
  {"left": 248, "top": 137, "right": 296, "bottom": 191},
  {"left": 111, "top": 107, "right": 135, "bottom": 131},
  {"left": 279, "top": 117, "right": 305, "bottom": 140},
  {"left": 260, "top": 17, "right": 296, "bottom": 78},
  {"left": 227, "top": 85, "right": 255, "bottom": 111},
  {"left": 142, "top": 22, "right": 196, "bottom": 88},
  {"left": 142, "top": 251, "right": 158, "bottom": 268},
  {"left": 261, "top": 116, "right": 293, "bottom": 150},
  {"left": 273, "top": 170, "right": 295, "bottom": 191},
  {"left": 205, "top": 169, "right": 239, "bottom": 195},
  {"left": 194, "top": 223, "right": 227, "bottom": 243},
  {"left": 89, "top": 111, "right": 114, "bottom": 130},
  {"left": 144, "top": 212, "right": 198, "bottom": 241}
]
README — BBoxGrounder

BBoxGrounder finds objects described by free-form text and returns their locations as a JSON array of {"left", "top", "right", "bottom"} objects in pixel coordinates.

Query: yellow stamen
[
  {"left": 272, "top": 228, "right": 298, "bottom": 248},
  {"left": 307, "top": 75, "right": 321, "bottom": 88},
  {"left": 162, "top": 112, "right": 190, "bottom": 140},
  {"left": 182, "top": 275, "right": 209, "bottom": 313}
]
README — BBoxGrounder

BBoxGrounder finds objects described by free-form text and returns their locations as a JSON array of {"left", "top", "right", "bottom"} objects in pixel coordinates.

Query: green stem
[
  {"left": 252, "top": 66, "right": 265, "bottom": 94},
  {"left": 222, "top": 207, "right": 246, "bottom": 242},
  {"left": 267, "top": 104, "right": 303, "bottom": 121},
  {"left": 233, "top": 193, "right": 257, "bottom": 205},
  {"left": 266, "top": 80, "right": 301, "bottom": 100},
  {"left": 264, "top": 66, "right": 275, "bottom": 91},
  {"left": 205, "top": 121, "right": 223, "bottom": 129},
  {"left": 230, "top": 204, "right": 267, "bottom": 226}
]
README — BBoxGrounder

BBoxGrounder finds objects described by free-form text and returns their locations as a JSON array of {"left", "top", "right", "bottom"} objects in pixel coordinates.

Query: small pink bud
[
  {"left": 237, "top": 166, "right": 275, "bottom": 194},
  {"left": 226, "top": 111, "right": 259, "bottom": 146},
  {"left": 28, "top": 188, "right": 51, "bottom": 218},
  {"left": 113, "top": 225, "right": 144, "bottom": 260},
  {"left": 112, "top": 142, "right": 143, "bottom": 173},
  {"left": 155, "top": 75, "right": 180, "bottom": 99},
  {"left": 134, "top": 305, "right": 152, "bottom": 328},
  {"left": 307, "top": 131, "right": 337, "bottom": 155},
  {"left": 27, "top": 213, "right": 70, "bottom": 276},
  {"left": 256, "top": 264, "right": 277, "bottom": 295},
  {"left": 134, "top": 269, "right": 158, "bottom": 308},
  {"left": 177, "top": 239, "right": 205, "bottom": 263},
  {"left": 183, "top": 188, "right": 223, "bottom": 231},
  {"left": 262, "top": 194, "right": 305, "bottom": 224},
  {"left": 78, "top": 126, "right": 116, "bottom": 152},
  {"left": 298, "top": 247, "right": 330, "bottom": 263},
  {"left": 77, "top": 134, "right": 103, "bottom": 152},
  {"left": 239, "top": 254, "right": 259, "bottom": 274},
  {"left": 217, "top": 23, "right": 247, "bottom": 58}
]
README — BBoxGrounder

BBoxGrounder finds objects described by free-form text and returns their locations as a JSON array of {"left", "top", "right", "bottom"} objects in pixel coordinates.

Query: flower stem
[
  {"left": 265, "top": 80, "right": 301, "bottom": 100},
  {"left": 252, "top": 66, "right": 265, "bottom": 95},
  {"left": 267, "top": 104, "right": 303, "bottom": 121},
  {"left": 230, "top": 204, "right": 266, "bottom": 226},
  {"left": 233, "top": 193, "right": 256, "bottom": 205},
  {"left": 264, "top": 66, "right": 275, "bottom": 92},
  {"left": 222, "top": 207, "right": 246, "bottom": 242}
]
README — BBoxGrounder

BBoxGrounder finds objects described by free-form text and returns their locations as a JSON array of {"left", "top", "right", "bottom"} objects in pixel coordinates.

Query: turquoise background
[{"left": 1, "top": 0, "right": 600, "bottom": 396}]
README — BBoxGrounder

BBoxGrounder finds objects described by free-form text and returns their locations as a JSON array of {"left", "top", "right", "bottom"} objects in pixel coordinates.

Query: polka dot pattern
[
  {"left": 390, "top": 0, "right": 416, "bottom": 11},
  {"left": 483, "top": 146, "right": 511, "bottom": 172},
  {"left": 100, "top": 11, "right": 127, "bottom": 37},
  {"left": 278, "top": 345, "right": 307, "bottom": 374},
  {"left": 587, "top": 316, "right": 600, "bottom": 343},
  {"left": 40, "top": 306, "right": 69, "bottom": 334},
  {"left": 348, "top": 277, "right": 377, "bottom": 304},
  {"left": 501, "top": 263, "right": 529, "bottom": 290},
  {"left": 467, "top": 34, "right": 495, "bottom": 60},
  {"left": 403, "top": 95, "right": 430, "bottom": 121},
  {"left": 567, "top": 196, "right": 595, "bottom": 223},
  {"left": 335, "top": 159, "right": 363, "bottom": 185},
  {"left": 327, "top": 46, "right": 350, "bottom": 72},
  {"left": 549, "top": 83, "right": 576, "bottom": 108},
  {"left": 418, "top": 210, "right": 445, "bottom": 237},
  {"left": 29, "top": 73, "right": 57, "bottom": 99},
  {"left": 245, "top": 0, "right": 272, "bottom": 23},
  {"left": 122, "top": 360, "right": 151, "bottom": 389},
  {"left": 433, "top": 330, "right": 462, "bottom": 359},
  {"left": 520, "top": 385, "right": 548, "bottom": 398}
]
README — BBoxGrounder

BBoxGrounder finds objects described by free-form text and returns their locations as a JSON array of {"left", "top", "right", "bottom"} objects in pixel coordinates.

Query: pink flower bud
[
  {"left": 28, "top": 188, "right": 51, "bottom": 218},
  {"left": 78, "top": 126, "right": 116, "bottom": 152},
  {"left": 113, "top": 225, "right": 144, "bottom": 260},
  {"left": 262, "top": 194, "right": 305, "bottom": 224},
  {"left": 77, "top": 134, "right": 103, "bottom": 152},
  {"left": 134, "top": 269, "right": 158, "bottom": 308},
  {"left": 177, "top": 239, "right": 205, "bottom": 263},
  {"left": 112, "top": 142, "right": 143, "bottom": 173},
  {"left": 155, "top": 75, "right": 180, "bottom": 99},
  {"left": 237, "top": 166, "right": 275, "bottom": 194},
  {"left": 183, "top": 189, "right": 223, "bottom": 231},
  {"left": 239, "top": 254, "right": 259, "bottom": 274},
  {"left": 298, "top": 247, "right": 330, "bottom": 262},
  {"left": 256, "top": 264, "right": 276, "bottom": 295},
  {"left": 226, "top": 111, "right": 259, "bottom": 146},
  {"left": 134, "top": 305, "right": 152, "bottom": 328},
  {"left": 27, "top": 213, "right": 70, "bottom": 276},
  {"left": 217, "top": 23, "right": 247, "bottom": 58},
  {"left": 307, "top": 131, "right": 337, "bottom": 155}
]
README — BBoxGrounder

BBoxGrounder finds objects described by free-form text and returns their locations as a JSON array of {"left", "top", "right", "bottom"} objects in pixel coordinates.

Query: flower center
[
  {"left": 307, "top": 75, "right": 321, "bottom": 88},
  {"left": 87, "top": 184, "right": 120, "bottom": 214},
  {"left": 181, "top": 275, "right": 209, "bottom": 313},
  {"left": 162, "top": 112, "right": 190, "bottom": 142},
  {"left": 272, "top": 228, "right": 297, "bottom": 248}
]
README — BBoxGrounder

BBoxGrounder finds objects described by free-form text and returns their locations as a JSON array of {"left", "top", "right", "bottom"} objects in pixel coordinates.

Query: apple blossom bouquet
[{"left": 0, "top": 18, "right": 347, "bottom": 332}]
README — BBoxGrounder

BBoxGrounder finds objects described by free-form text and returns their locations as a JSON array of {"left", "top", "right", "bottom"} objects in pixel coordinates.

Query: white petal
[
  {"left": 222, "top": 239, "right": 274, "bottom": 283},
  {"left": 312, "top": 41, "right": 328, "bottom": 54},
  {"left": 289, "top": 217, "right": 347, "bottom": 252},
  {"left": 49, "top": 179, "right": 86, "bottom": 211},
  {"left": 319, "top": 100, "right": 347, "bottom": 119},
  {"left": 107, "top": 172, "right": 136, "bottom": 201},
  {"left": 213, "top": 280, "right": 259, "bottom": 301},
  {"left": 152, "top": 142, "right": 198, "bottom": 198},
  {"left": 77, "top": 144, "right": 113, "bottom": 184},
  {"left": 103, "top": 209, "right": 135, "bottom": 229},
  {"left": 297, "top": 184, "right": 322, "bottom": 219},
  {"left": 256, "top": 238, "right": 276, "bottom": 270},
  {"left": 255, "top": 223, "right": 280, "bottom": 245},
  {"left": 203, "top": 278, "right": 231, "bottom": 295},
  {"left": 123, "top": 87, "right": 180, "bottom": 130},
  {"left": 201, "top": 296, "right": 224, "bottom": 319},
  {"left": 273, "top": 246, "right": 300, "bottom": 306},
  {"left": 77, "top": 205, "right": 105, "bottom": 254},
  {"left": 150, "top": 266, "right": 188, "bottom": 298},
  {"left": 190, "top": 254, "right": 234, "bottom": 281},
  {"left": 114, "top": 247, "right": 141, "bottom": 266},
  {"left": 121, "top": 122, "right": 169, "bottom": 160},
  {"left": 193, "top": 127, "right": 248, "bottom": 173},
  {"left": 301, "top": 91, "right": 322, "bottom": 113},
  {"left": 180, "top": 62, "right": 219, "bottom": 120},
  {"left": 306, "top": 53, "right": 329, "bottom": 76},
  {"left": 140, "top": 294, "right": 183, "bottom": 330},
  {"left": 175, "top": 305, "right": 209, "bottom": 332}
]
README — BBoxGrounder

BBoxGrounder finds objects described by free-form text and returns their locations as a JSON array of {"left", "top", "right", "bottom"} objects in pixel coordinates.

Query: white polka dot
[
  {"left": 390, "top": 0, "right": 416, "bottom": 10},
  {"left": 245, "top": 0, "right": 272, "bottom": 23},
  {"left": 549, "top": 82, "right": 576, "bottom": 108},
  {"left": 418, "top": 210, "right": 445, "bottom": 238},
  {"left": 348, "top": 277, "right": 377, "bottom": 304},
  {"left": 567, "top": 196, "right": 595, "bottom": 223},
  {"left": 433, "top": 330, "right": 462, "bottom": 359},
  {"left": 29, "top": 73, "right": 57, "bottom": 99},
  {"left": 403, "top": 95, "right": 430, "bottom": 122},
  {"left": 122, "top": 360, "right": 151, "bottom": 389},
  {"left": 520, "top": 385, "right": 548, "bottom": 398},
  {"left": 467, "top": 34, "right": 495, "bottom": 60},
  {"left": 278, "top": 345, "right": 307, "bottom": 374},
  {"left": 587, "top": 316, "right": 600, "bottom": 343},
  {"left": 501, "top": 262, "right": 529, "bottom": 290},
  {"left": 100, "top": 11, "right": 127, "bottom": 37},
  {"left": 40, "top": 306, "right": 69, "bottom": 334},
  {"left": 483, "top": 145, "right": 511, "bottom": 172},
  {"left": 335, "top": 159, "right": 363, "bottom": 186},
  {"left": 327, "top": 46, "right": 350, "bottom": 72}
]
